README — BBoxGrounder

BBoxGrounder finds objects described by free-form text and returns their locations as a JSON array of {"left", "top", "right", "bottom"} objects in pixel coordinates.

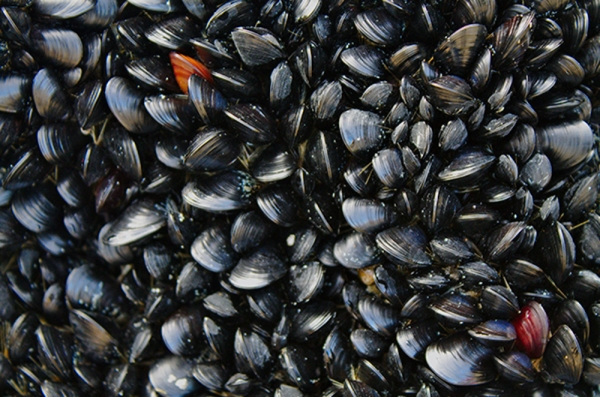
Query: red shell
[
  {"left": 169, "top": 52, "right": 213, "bottom": 94},
  {"left": 512, "top": 300, "right": 549, "bottom": 358}
]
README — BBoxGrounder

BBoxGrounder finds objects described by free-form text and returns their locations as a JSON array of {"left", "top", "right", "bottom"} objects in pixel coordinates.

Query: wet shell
[
  {"left": 425, "top": 333, "right": 495, "bottom": 386},
  {"left": 229, "top": 247, "right": 286, "bottom": 290},
  {"left": 105, "top": 77, "right": 159, "bottom": 134},
  {"left": 536, "top": 121, "right": 594, "bottom": 170},
  {"left": 182, "top": 171, "right": 257, "bottom": 212}
]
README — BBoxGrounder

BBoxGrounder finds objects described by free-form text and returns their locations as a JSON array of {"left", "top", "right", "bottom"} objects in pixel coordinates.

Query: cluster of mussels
[{"left": 2, "top": 0, "right": 600, "bottom": 395}]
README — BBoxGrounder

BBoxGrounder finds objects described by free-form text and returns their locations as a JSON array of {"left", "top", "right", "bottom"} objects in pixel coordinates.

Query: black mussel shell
[
  {"left": 542, "top": 325, "right": 583, "bottom": 385},
  {"left": 105, "top": 77, "right": 159, "bottom": 134},
  {"left": 11, "top": 183, "right": 61, "bottom": 233},
  {"left": 339, "top": 109, "right": 384, "bottom": 159},
  {"left": 126, "top": 55, "right": 179, "bottom": 92},
  {"left": 191, "top": 223, "right": 237, "bottom": 273},
  {"left": 32, "top": 28, "right": 83, "bottom": 68},
  {"left": 341, "top": 45, "right": 385, "bottom": 79},
  {"left": 32, "top": 69, "right": 72, "bottom": 121},
  {"left": 149, "top": 356, "right": 200, "bottom": 397},
  {"left": 182, "top": 171, "right": 257, "bottom": 213},
  {"left": 102, "top": 199, "right": 165, "bottom": 246},
  {"left": 376, "top": 225, "right": 431, "bottom": 268},
  {"left": 231, "top": 26, "right": 284, "bottom": 67},
  {"left": 224, "top": 103, "right": 277, "bottom": 144},
  {"left": 536, "top": 121, "right": 594, "bottom": 171},
  {"left": 234, "top": 328, "right": 273, "bottom": 379},
  {"left": 494, "top": 351, "right": 535, "bottom": 383},
  {"left": 229, "top": 246, "right": 286, "bottom": 290},
  {"left": 188, "top": 74, "right": 227, "bottom": 124},
  {"left": 334, "top": 232, "right": 380, "bottom": 269},
  {"left": 342, "top": 197, "right": 397, "bottom": 234},
  {"left": 425, "top": 333, "right": 495, "bottom": 386},
  {"left": 184, "top": 128, "right": 239, "bottom": 172}
]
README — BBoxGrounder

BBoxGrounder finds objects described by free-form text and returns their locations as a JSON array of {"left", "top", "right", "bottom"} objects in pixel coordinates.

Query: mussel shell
[
  {"left": 231, "top": 26, "right": 284, "bottom": 67},
  {"left": 334, "top": 232, "right": 380, "bottom": 269},
  {"left": 493, "top": 351, "right": 535, "bottom": 383},
  {"left": 552, "top": 299, "right": 590, "bottom": 347},
  {"left": 125, "top": 55, "right": 178, "bottom": 92},
  {"left": 469, "top": 319, "right": 517, "bottom": 347},
  {"left": 437, "top": 147, "right": 496, "bottom": 186},
  {"left": 32, "top": 28, "right": 83, "bottom": 68},
  {"left": 144, "top": 94, "right": 200, "bottom": 134},
  {"left": 542, "top": 325, "right": 583, "bottom": 385},
  {"left": 75, "top": 80, "right": 108, "bottom": 130},
  {"left": 191, "top": 223, "right": 237, "bottom": 273},
  {"left": 546, "top": 54, "right": 585, "bottom": 87},
  {"left": 161, "top": 305, "right": 204, "bottom": 356},
  {"left": 188, "top": 74, "right": 227, "bottom": 124},
  {"left": 229, "top": 246, "right": 287, "bottom": 290},
  {"left": 128, "top": 0, "right": 181, "bottom": 12},
  {"left": 292, "top": 41, "right": 326, "bottom": 88},
  {"left": 434, "top": 24, "right": 487, "bottom": 76},
  {"left": 149, "top": 356, "right": 200, "bottom": 397},
  {"left": 145, "top": 16, "right": 197, "bottom": 51},
  {"left": 453, "top": 0, "right": 496, "bottom": 28},
  {"left": 69, "top": 309, "right": 120, "bottom": 363},
  {"left": 193, "top": 362, "right": 229, "bottom": 392},
  {"left": 37, "top": 124, "right": 85, "bottom": 164},
  {"left": 323, "top": 327, "right": 354, "bottom": 382},
  {"left": 427, "top": 75, "right": 476, "bottom": 115},
  {"left": 224, "top": 103, "right": 277, "bottom": 144},
  {"left": 32, "top": 69, "right": 72, "bottom": 121},
  {"left": 103, "top": 127, "right": 142, "bottom": 182},
  {"left": 372, "top": 148, "right": 405, "bottom": 188},
  {"left": 36, "top": 325, "right": 74, "bottom": 380},
  {"left": 305, "top": 130, "right": 346, "bottom": 185},
  {"left": 256, "top": 184, "right": 298, "bottom": 227},
  {"left": 33, "top": 0, "right": 94, "bottom": 18},
  {"left": 350, "top": 329, "right": 389, "bottom": 360},
  {"left": 339, "top": 109, "right": 384, "bottom": 159},
  {"left": 420, "top": 185, "right": 460, "bottom": 234},
  {"left": 182, "top": 171, "right": 257, "bottom": 213},
  {"left": 184, "top": 128, "right": 239, "bottom": 172},
  {"left": 376, "top": 225, "right": 431, "bottom": 268},
  {"left": 105, "top": 77, "right": 159, "bottom": 134},
  {"left": 0, "top": 74, "right": 31, "bottom": 113},
  {"left": 533, "top": 221, "right": 575, "bottom": 285},
  {"left": 342, "top": 197, "right": 397, "bottom": 234},
  {"left": 425, "top": 333, "right": 495, "bottom": 386},
  {"left": 310, "top": 80, "right": 342, "bottom": 124},
  {"left": 429, "top": 291, "right": 481, "bottom": 326},
  {"left": 396, "top": 319, "right": 440, "bottom": 360},
  {"left": 388, "top": 43, "right": 429, "bottom": 77},
  {"left": 251, "top": 143, "right": 296, "bottom": 183},
  {"left": 212, "top": 68, "right": 262, "bottom": 100},
  {"left": 512, "top": 301, "right": 550, "bottom": 359},
  {"left": 536, "top": 121, "right": 594, "bottom": 171},
  {"left": 11, "top": 184, "right": 61, "bottom": 233},
  {"left": 66, "top": 264, "right": 128, "bottom": 318},
  {"left": 491, "top": 12, "right": 535, "bottom": 71},
  {"left": 280, "top": 344, "right": 321, "bottom": 391},
  {"left": 74, "top": 0, "right": 117, "bottom": 28},
  {"left": 483, "top": 221, "right": 526, "bottom": 261},
  {"left": 343, "top": 379, "right": 381, "bottom": 397},
  {"left": 234, "top": 328, "right": 273, "bottom": 379},
  {"left": 358, "top": 296, "right": 401, "bottom": 337},
  {"left": 341, "top": 45, "right": 385, "bottom": 79},
  {"left": 480, "top": 285, "right": 519, "bottom": 319}
]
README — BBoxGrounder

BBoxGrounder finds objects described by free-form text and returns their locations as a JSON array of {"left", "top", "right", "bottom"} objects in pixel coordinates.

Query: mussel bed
[{"left": 2, "top": 0, "right": 600, "bottom": 395}]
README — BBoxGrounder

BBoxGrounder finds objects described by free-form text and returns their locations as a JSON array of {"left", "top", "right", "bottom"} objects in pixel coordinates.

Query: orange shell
[{"left": 170, "top": 52, "right": 213, "bottom": 94}]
